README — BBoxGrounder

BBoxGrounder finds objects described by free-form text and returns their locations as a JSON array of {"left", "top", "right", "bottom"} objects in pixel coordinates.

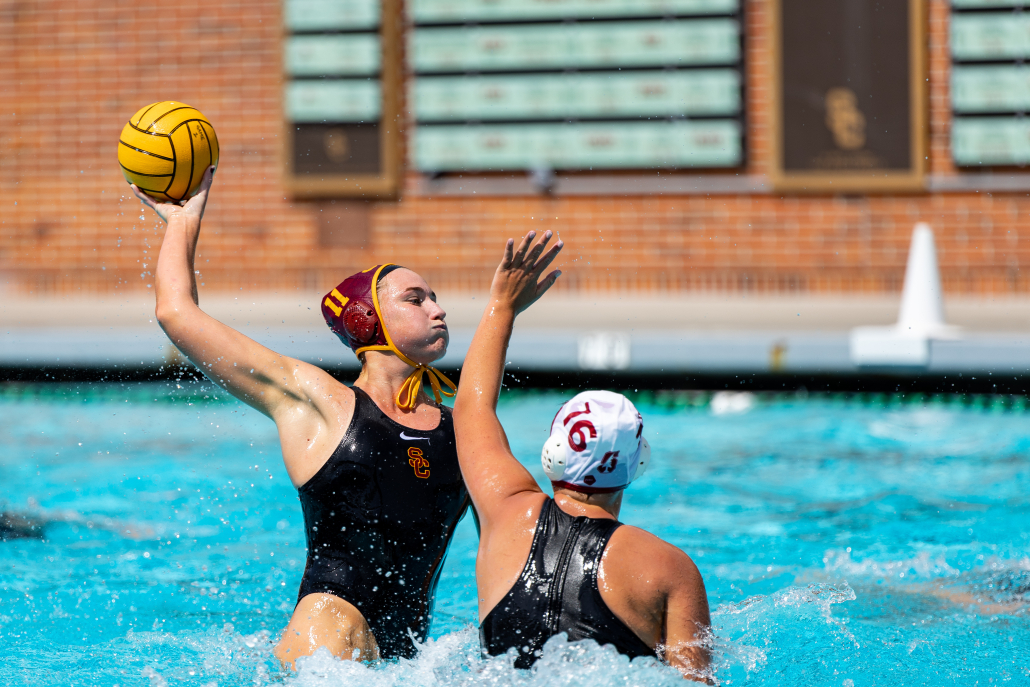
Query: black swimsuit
[
  {"left": 297, "top": 386, "right": 469, "bottom": 659},
  {"left": 480, "top": 498, "right": 655, "bottom": 668}
]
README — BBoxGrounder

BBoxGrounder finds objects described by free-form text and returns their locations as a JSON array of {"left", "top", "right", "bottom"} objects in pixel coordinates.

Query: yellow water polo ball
[{"left": 117, "top": 101, "right": 219, "bottom": 202}]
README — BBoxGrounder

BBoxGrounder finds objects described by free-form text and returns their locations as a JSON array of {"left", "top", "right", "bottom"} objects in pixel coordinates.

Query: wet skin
[
  {"left": 136, "top": 172, "right": 457, "bottom": 668},
  {"left": 452, "top": 232, "right": 713, "bottom": 681}
]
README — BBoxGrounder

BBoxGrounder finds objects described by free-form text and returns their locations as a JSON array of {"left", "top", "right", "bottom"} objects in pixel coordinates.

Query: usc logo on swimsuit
[{"left": 407, "top": 447, "right": 430, "bottom": 479}]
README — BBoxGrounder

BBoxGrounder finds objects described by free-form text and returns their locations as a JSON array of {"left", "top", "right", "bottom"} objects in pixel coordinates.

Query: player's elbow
[
  {"left": 155, "top": 298, "right": 196, "bottom": 334},
  {"left": 154, "top": 300, "right": 180, "bottom": 329}
]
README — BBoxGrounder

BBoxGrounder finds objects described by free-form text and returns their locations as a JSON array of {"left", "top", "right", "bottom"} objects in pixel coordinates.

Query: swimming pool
[{"left": 1, "top": 384, "right": 1027, "bottom": 686}]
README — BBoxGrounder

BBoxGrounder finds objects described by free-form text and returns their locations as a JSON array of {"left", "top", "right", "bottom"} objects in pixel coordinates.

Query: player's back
[{"left": 479, "top": 493, "right": 710, "bottom": 676}]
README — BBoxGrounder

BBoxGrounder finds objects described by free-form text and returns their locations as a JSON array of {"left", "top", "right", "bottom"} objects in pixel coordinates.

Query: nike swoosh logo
[{"left": 400, "top": 432, "right": 430, "bottom": 443}]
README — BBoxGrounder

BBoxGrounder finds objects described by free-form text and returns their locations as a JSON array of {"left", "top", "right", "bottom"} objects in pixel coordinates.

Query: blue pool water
[{"left": 0, "top": 385, "right": 1027, "bottom": 686}]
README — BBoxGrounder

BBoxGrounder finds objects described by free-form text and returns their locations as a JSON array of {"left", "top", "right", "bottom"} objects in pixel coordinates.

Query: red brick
[{"left": 1, "top": 0, "right": 1026, "bottom": 297}]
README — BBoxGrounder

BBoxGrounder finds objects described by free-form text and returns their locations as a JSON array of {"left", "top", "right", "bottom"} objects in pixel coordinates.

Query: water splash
[
  {"left": 281, "top": 585, "right": 858, "bottom": 686},
  {"left": 711, "top": 583, "right": 858, "bottom": 683},
  {"left": 287, "top": 629, "right": 687, "bottom": 687},
  {"left": 823, "top": 549, "right": 960, "bottom": 581},
  {"left": 122, "top": 624, "right": 275, "bottom": 684},
  {"left": 269, "top": 584, "right": 859, "bottom": 687}
]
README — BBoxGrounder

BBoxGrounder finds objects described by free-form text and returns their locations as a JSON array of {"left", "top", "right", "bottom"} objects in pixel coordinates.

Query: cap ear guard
[
  {"left": 541, "top": 433, "right": 567, "bottom": 481},
  {"left": 342, "top": 299, "right": 379, "bottom": 345},
  {"left": 631, "top": 436, "right": 651, "bottom": 483}
]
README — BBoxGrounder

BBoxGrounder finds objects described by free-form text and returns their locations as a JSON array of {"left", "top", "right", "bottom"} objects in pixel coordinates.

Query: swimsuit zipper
[{"left": 546, "top": 518, "right": 583, "bottom": 635}]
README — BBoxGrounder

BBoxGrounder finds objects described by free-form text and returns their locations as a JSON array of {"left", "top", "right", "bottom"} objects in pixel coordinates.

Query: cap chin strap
[
  {"left": 354, "top": 263, "right": 457, "bottom": 411},
  {"left": 355, "top": 344, "right": 456, "bottom": 410},
  {"left": 393, "top": 355, "right": 457, "bottom": 410}
]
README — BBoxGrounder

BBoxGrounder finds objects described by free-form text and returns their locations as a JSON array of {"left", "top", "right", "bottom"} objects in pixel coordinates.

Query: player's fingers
[
  {"left": 181, "top": 166, "right": 216, "bottom": 214},
  {"left": 130, "top": 184, "right": 156, "bottom": 209},
  {"left": 187, "top": 168, "right": 214, "bottom": 205},
  {"left": 534, "top": 270, "right": 562, "bottom": 300},
  {"left": 511, "top": 231, "right": 536, "bottom": 267},
  {"left": 500, "top": 238, "right": 515, "bottom": 269},
  {"left": 525, "top": 231, "right": 552, "bottom": 267},
  {"left": 533, "top": 239, "right": 564, "bottom": 276},
  {"left": 196, "top": 166, "right": 215, "bottom": 194}
]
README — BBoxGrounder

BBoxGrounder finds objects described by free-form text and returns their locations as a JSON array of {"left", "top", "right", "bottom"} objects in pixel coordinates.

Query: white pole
[{"left": 896, "top": 222, "right": 946, "bottom": 335}]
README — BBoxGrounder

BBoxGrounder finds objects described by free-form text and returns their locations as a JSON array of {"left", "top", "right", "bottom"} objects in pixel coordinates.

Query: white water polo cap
[{"left": 541, "top": 390, "right": 650, "bottom": 493}]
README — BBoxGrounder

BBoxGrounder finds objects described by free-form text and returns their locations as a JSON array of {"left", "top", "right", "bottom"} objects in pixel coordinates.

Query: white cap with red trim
[{"left": 540, "top": 390, "right": 650, "bottom": 493}]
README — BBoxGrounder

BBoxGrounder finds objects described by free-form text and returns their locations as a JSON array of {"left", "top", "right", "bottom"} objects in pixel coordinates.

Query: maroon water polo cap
[
  {"left": 321, "top": 264, "right": 402, "bottom": 354},
  {"left": 321, "top": 263, "right": 457, "bottom": 410}
]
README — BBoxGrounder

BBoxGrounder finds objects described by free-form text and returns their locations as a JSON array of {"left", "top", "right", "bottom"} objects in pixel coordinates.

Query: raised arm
[
  {"left": 453, "top": 231, "right": 563, "bottom": 522},
  {"left": 136, "top": 169, "right": 335, "bottom": 422}
]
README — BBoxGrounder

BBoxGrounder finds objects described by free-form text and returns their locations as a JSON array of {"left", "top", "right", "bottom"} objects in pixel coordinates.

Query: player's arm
[
  {"left": 453, "top": 231, "right": 563, "bottom": 522},
  {"left": 662, "top": 548, "right": 714, "bottom": 683},
  {"left": 138, "top": 168, "right": 333, "bottom": 421}
]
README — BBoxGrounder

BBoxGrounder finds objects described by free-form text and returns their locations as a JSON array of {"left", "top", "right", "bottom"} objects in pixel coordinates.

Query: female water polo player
[
  {"left": 134, "top": 169, "right": 470, "bottom": 665},
  {"left": 454, "top": 231, "right": 712, "bottom": 680}
]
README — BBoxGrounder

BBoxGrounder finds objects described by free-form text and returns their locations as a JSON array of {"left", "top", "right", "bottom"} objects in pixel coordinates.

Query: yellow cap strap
[{"left": 396, "top": 364, "right": 457, "bottom": 411}]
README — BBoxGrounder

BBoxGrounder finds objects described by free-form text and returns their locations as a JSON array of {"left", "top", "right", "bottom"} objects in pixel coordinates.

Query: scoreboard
[
  {"left": 408, "top": 0, "right": 745, "bottom": 172},
  {"left": 951, "top": 0, "right": 1030, "bottom": 167},
  {"left": 281, "top": 0, "right": 746, "bottom": 195}
]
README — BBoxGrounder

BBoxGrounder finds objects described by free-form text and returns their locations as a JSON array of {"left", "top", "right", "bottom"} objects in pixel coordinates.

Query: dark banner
[{"left": 772, "top": 0, "right": 925, "bottom": 192}]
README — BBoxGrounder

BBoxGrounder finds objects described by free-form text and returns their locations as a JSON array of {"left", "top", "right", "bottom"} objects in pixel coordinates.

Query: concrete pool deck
[{"left": 3, "top": 292, "right": 1029, "bottom": 376}]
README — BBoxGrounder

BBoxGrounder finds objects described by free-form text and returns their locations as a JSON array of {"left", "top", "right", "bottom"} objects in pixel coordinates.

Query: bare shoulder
[
  {"left": 274, "top": 361, "right": 357, "bottom": 487},
  {"left": 597, "top": 523, "right": 710, "bottom": 651},
  {"left": 606, "top": 524, "right": 704, "bottom": 589}
]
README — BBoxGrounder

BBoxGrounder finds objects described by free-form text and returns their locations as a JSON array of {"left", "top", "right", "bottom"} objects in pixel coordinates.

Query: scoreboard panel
[
  {"left": 413, "top": 121, "right": 742, "bottom": 171},
  {"left": 285, "top": 0, "right": 379, "bottom": 30},
  {"left": 413, "top": 70, "right": 741, "bottom": 121},
  {"left": 951, "top": 1, "right": 1030, "bottom": 167},
  {"left": 282, "top": 0, "right": 402, "bottom": 198},
  {"left": 411, "top": 0, "right": 737, "bottom": 23},
  {"left": 410, "top": 21, "right": 740, "bottom": 71},
  {"left": 408, "top": 0, "right": 744, "bottom": 173},
  {"left": 952, "top": 65, "right": 1030, "bottom": 113}
]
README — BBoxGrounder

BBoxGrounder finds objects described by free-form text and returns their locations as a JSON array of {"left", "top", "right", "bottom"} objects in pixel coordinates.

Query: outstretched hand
[
  {"left": 131, "top": 165, "right": 215, "bottom": 224},
  {"left": 490, "top": 231, "right": 563, "bottom": 316}
]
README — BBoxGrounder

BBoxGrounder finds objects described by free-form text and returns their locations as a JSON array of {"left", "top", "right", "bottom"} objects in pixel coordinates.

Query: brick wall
[{"left": 1, "top": 0, "right": 1027, "bottom": 297}]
